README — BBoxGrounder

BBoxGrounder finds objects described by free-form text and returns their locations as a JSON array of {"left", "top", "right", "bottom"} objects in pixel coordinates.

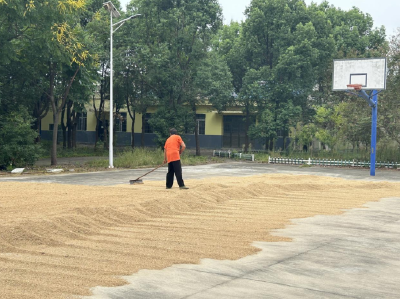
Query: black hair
[{"left": 169, "top": 128, "right": 177, "bottom": 135}]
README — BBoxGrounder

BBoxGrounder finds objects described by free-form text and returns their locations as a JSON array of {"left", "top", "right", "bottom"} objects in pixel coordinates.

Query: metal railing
[
  {"left": 213, "top": 150, "right": 254, "bottom": 161},
  {"left": 212, "top": 151, "right": 399, "bottom": 168},
  {"left": 268, "top": 156, "right": 400, "bottom": 168}
]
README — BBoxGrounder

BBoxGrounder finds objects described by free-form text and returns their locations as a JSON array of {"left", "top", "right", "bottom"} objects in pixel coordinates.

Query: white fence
[
  {"left": 268, "top": 156, "right": 400, "bottom": 168},
  {"left": 213, "top": 150, "right": 254, "bottom": 161},
  {"left": 212, "top": 151, "right": 399, "bottom": 168}
]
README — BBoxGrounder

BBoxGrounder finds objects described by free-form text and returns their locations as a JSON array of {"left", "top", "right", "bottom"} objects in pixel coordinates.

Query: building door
[{"left": 223, "top": 115, "right": 247, "bottom": 148}]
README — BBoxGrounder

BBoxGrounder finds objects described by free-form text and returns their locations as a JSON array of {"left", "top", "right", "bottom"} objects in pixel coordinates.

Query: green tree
[
  {"left": 190, "top": 51, "right": 233, "bottom": 154},
  {"left": 313, "top": 105, "right": 343, "bottom": 150},
  {"left": 0, "top": 110, "right": 43, "bottom": 168},
  {"left": 46, "top": 21, "right": 94, "bottom": 165},
  {"left": 237, "top": 69, "right": 263, "bottom": 151},
  {"left": 59, "top": 1, "right": 106, "bottom": 150},
  {"left": 379, "top": 29, "right": 400, "bottom": 148},
  {"left": 113, "top": 16, "right": 157, "bottom": 148},
  {"left": 229, "top": 0, "right": 387, "bottom": 152},
  {"left": 0, "top": 0, "right": 98, "bottom": 165},
  {"left": 123, "top": 0, "right": 231, "bottom": 155},
  {"left": 212, "top": 21, "right": 246, "bottom": 93},
  {"left": 239, "top": 0, "right": 330, "bottom": 151},
  {"left": 85, "top": 6, "right": 115, "bottom": 149},
  {"left": 296, "top": 123, "right": 317, "bottom": 152},
  {"left": 337, "top": 100, "right": 371, "bottom": 149},
  {"left": 0, "top": 0, "right": 50, "bottom": 136}
]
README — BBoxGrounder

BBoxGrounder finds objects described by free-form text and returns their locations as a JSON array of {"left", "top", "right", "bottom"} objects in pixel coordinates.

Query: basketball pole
[
  {"left": 370, "top": 91, "right": 378, "bottom": 176},
  {"left": 334, "top": 58, "right": 387, "bottom": 177},
  {"left": 354, "top": 87, "right": 378, "bottom": 177}
]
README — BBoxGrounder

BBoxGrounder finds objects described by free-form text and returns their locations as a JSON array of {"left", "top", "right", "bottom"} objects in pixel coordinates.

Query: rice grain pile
[{"left": 1, "top": 174, "right": 399, "bottom": 299}]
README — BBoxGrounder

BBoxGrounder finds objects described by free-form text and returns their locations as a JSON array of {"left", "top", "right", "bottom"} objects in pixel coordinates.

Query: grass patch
[
  {"left": 39, "top": 141, "right": 108, "bottom": 158},
  {"left": 181, "top": 153, "right": 221, "bottom": 165},
  {"left": 253, "top": 154, "right": 270, "bottom": 163}
]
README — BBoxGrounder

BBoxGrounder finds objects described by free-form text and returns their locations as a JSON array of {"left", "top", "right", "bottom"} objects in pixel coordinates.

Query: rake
[{"left": 129, "top": 163, "right": 165, "bottom": 185}]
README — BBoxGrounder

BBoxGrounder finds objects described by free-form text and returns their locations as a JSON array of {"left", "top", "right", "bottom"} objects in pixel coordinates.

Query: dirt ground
[{"left": 1, "top": 174, "right": 400, "bottom": 299}]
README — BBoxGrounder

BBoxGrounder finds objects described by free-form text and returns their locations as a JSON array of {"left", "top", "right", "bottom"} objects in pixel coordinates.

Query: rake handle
[{"left": 135, "top": 163, "right": 165, "bottom": 180}]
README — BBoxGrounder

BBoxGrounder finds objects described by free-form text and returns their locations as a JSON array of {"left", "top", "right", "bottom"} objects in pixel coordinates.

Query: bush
[
  {"left": 115, "top": 148, "right": 164, "bottom": 168},
  {"left": 0, "top": 110, "right": 44, "bottom": 168},
  {"left": 87, "top": 148, "right": 164, "bottom": 168}
]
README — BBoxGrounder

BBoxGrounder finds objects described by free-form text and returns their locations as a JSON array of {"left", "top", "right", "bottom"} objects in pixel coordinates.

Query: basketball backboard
[{"left": 332, "top": 58, "right": 387, "bottom": 91}]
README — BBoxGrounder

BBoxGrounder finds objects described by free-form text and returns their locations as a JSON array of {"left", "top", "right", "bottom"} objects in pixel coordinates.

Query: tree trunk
[
  {"left": 34, "top": 118, "right": 41, "bottom": 143},
  {"left": 103, "top": 120, "right": 108, "bottom": 149},
  {"left": 93, "top": 72, "right": 107, "bottom": 149},
  {"left": 244, "top": 105, "right": 250, "bottom": 152},
  {"left": 61, "top": 105, "right": 67, "bottom": 149},
  {"left": 192, "top": 106, "right": 200, "bottom": 156},
  {"left": 95, "top": 122, "right": 99, "bottom": 148},
  {"left": 101, "top": 111, "right": 108, "bottom": 149},
  {"left": 32, "top": 93, "right": 49, "bottom": 143},
  {"left": 131, "top": 121, "right": 135, "bottom": 149},
  {"left": 67, "top": 101, "right": 73, "bottom": 149},
  {"left": 48, "top": 63, "right": 80, "bottom": 166},
  {"left": 283, "top": 131, "right": 287, "bottom": 151},
  {"left": 141, "top": 113, "right": 145, "bottom": 148},
  {"left": 126, "top": 99, "right": 136, "bottom": 149},
  {"left": 194, "top": 122, "right": 200, "bottom": 156},
  {"left": 48, "top": 64, "right": 58, "bottom": 166},
  {"left": 51, "top": 112, "right": 59, "bottom": 166},
  {"left": 93, "top": 95, "right": 103, "bottom": 149},
  {"left": 72, "top": 122, "right": 77, "bottom": 149}
]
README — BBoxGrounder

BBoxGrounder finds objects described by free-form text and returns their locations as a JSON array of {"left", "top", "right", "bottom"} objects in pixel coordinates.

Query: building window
[
  {"left": 196, "top": 114, "right": 205, "bottom": 135},
  {"left": 144, "top": 113, "right": 153, "bottom": 133},
  {"left": 116, "top": 112, "right": 127, "bottom": 132},
  {"left": 49, "top": 124, "right": 61, "bottom": 131},
  {"left": 184, "top": 114, "right": 206, "bottom": 135},
  {"left": 77, "top": 112, "right": 87, "bottom": 131}
]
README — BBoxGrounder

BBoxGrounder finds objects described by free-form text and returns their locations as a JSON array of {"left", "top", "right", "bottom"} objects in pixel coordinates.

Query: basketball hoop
[
  {"left": 333, "top": 58, "right": 387, "bottom": 177},
  {"left": 347, "top": 84, "right": 363, "bottom": 91}
]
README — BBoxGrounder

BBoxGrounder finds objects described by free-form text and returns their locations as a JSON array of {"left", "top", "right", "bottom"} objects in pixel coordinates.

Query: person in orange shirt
[{"left": 164, "top": 128, "right": 189, "bottom": 189}]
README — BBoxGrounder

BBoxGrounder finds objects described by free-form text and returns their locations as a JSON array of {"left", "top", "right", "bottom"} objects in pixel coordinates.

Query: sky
[
  {"left": 219, "top": 0, "right": 399, "bottom": 36},
  {"left": 118, "top": 0, "right": 399, "bottom": 37}
]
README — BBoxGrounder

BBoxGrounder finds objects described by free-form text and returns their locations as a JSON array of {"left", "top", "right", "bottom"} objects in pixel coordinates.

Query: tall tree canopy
[
  {"left": 0, "top": 0, "right": 99, "bottom": 165},
  {"left": 119, "top": 0, "right": 233, "bottom": 154},
  {"left": 0, "top": 0, "right": 395, "bottom": 163},
  {"left": 216, "top": 0, "right": 387, "bottom": 151}
]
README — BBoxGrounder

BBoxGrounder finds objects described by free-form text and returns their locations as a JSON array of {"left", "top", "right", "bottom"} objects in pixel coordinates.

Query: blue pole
[{"left": 370, "top": 90, "right": 378, "bottom": 176}]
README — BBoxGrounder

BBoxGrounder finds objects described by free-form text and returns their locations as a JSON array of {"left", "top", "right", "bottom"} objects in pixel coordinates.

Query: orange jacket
[{"left": 164, "top": 135, "right": 185, "bottom": 163}]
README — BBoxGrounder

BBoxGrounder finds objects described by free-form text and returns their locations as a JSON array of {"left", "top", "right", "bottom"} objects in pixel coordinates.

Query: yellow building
[{"left": 39, "top": 103, "right": 259, "bottom": 149}]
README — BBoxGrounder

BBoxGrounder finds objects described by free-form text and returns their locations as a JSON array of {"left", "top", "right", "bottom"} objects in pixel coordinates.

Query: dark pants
[{"left": 166, "top": 160, "right": 185, "bottom": 188}]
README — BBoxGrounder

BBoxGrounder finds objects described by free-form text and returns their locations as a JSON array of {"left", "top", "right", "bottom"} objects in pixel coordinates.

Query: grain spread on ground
[{"left": 1, "top": 174, "right": 400, "bottom": 299}]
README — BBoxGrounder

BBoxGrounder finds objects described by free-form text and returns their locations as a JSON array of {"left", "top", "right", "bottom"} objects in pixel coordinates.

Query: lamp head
[
  {"left": 103, "top": 1, "right": 121, "bottom": 18},
  {"left": 129, "top": 14, "right": 142, "bottom": 19}
]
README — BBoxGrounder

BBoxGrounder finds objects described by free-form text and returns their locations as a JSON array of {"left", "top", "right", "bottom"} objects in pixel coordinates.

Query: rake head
[{"left": 129, "top": 179, "right": 144, "bottom": 185}]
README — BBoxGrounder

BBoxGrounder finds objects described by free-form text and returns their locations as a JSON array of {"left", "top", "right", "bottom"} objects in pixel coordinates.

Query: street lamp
[{"left": 103, "top": 1, "right": 141, "bottom": 168}]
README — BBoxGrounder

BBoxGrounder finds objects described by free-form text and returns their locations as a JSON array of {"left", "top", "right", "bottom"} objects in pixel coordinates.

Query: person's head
[{"left": 169, "top": 128, "right": 177, "bottom": 135}]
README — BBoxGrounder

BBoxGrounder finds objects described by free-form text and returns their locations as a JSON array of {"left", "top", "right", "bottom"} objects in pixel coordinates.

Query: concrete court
[
  {"left": 2, "top": 161, "right": 400, "bottom": 185},
  {"left": 2, "top": 162, "right": 400, "bottom": 298}
]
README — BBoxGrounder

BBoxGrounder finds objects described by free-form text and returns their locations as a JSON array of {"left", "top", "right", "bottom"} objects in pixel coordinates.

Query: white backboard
[{"left": 332, "top": 58, "right": 387, "bottom": 91}]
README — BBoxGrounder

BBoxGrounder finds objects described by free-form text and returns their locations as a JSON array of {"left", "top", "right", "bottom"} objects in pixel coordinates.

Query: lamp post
[{"left": 103, "top": 1, "right": 141, "bottom": 168}]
